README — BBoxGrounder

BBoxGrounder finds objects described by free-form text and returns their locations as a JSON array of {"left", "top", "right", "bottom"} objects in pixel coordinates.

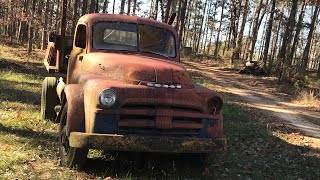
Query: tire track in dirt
[{"left": 185, "top": 61, "right": 320, "bottom": 139}]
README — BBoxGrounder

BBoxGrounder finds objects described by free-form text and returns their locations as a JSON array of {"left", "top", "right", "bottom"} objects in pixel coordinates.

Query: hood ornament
[{"left": 146, "top": 82, "right": 182, "bottom": 89}]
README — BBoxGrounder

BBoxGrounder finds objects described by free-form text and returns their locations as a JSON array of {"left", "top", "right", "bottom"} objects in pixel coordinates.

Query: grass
[
  {"left": 0, "top": 39, "right": 319, "bottom": 179},
  {"left": 294, "top": 90, "right": 320, "bottom": 110},
  {"left": 195, "top": 79, "right": 320, "bottom": 179}
]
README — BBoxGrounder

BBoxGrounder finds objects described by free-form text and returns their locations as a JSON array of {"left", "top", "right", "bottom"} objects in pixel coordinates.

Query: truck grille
[{"left": 117, "top": 104, "right": 206, "bottom": 137}]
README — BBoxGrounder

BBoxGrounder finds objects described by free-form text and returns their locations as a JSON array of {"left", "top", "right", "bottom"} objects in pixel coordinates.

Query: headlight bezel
[{"left": 98, "top": 88, "right": 117, "bottom": 108}]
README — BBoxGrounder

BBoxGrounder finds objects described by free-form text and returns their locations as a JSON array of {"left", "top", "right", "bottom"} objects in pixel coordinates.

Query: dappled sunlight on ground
[
  {"left": 272, "top": 131, "right": 320, "bottom": 152},
  {"left": 184, "top": 60, "right": 320, "bottom": 141}
]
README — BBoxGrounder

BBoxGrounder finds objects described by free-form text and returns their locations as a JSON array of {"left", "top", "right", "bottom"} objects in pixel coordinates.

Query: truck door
[{"left": 67, "top": 24, "right": 87, "bottom": 84}]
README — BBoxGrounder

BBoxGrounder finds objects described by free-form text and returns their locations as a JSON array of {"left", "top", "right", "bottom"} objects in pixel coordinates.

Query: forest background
[{"left": 1, "top": 0, "right": 320, "bottom": 85}]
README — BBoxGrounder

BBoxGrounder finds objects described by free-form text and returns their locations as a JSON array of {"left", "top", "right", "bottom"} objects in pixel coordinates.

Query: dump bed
[{"left": 44, "top": 35, "right": 73, "bottom": 73}]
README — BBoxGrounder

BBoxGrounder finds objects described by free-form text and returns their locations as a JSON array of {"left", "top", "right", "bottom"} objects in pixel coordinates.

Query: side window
[{"left": 75, "top": 25, "right": 86, "bottom": 48}]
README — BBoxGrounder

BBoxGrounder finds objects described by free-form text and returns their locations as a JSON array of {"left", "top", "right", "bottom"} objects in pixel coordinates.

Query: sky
[{"left": 103, "top": 0, "right": 150, "bottom": 17}]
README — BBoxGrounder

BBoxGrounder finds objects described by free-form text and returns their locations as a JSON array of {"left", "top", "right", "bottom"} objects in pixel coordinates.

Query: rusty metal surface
[
  {"left": 46, "top": 14, "right": 226, "bottom": 151},
  {"left": 44, "top": 35, "right": 73, "bottom": 73},
  {"left": 69, "top": 53, "right": 192, "bottom": 85},
  {"left": 43, "top": 42, "right": 58, "bottom": 72},
  {"left": 69, "top": 132, "right": 227, "bottom": 153},
  {"left": 64, "top": 84, "right": 85, "bottom": 135},
  {"left": 74, "top": 71, "right": 223, "bottom": 137}
]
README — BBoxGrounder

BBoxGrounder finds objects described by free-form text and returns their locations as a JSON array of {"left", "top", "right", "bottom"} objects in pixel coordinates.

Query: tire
[
  {"left": 40, "top": 77, "right": 58, "bottom": 120},
  {"left": 59, "top": 104, "right": 88, "bottom": 169}
]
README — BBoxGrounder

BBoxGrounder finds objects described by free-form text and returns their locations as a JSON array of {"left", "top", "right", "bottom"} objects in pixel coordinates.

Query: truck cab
[{"left": 41, "top": 14, "right": 226, "bottom": 169}]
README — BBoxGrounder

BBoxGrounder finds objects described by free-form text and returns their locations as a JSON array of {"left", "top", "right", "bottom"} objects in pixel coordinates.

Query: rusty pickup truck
[{"left": 41, "top": 14, "right": 226, "bottom": 168}]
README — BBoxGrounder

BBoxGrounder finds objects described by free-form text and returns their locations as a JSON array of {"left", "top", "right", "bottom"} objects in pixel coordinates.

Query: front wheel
[
  {"left": 59, "top": 104, "right": 88, "bottom": 169},
  {"left": 40, "top": 77, "right": 58, "bottom": 120}
]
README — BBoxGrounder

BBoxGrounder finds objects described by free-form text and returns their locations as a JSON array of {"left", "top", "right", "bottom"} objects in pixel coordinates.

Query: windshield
[
  {"left": 93, "top": 22, "right": 138, "bottom": 51},
  {"left": 92, "top": 22, "right": 176, "bottom": 58}
]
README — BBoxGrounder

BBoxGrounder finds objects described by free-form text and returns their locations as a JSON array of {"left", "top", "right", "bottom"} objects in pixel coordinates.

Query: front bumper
[{"left": 69, "top": 132, "right": 227, "bottom": 153}]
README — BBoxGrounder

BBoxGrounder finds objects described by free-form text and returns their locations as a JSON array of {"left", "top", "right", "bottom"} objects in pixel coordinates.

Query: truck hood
[{"left": 81, "top": 53, "right": 192, "bottom": 85}]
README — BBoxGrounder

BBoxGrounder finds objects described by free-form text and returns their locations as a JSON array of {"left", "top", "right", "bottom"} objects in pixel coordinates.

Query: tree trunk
[
  {"left": 178, "top": 0, "right": 188, "bottom": 45},
  {"left": 248, "top": 0, "right": 265, "bottom": 62},
  {"left": 159, "top": 0, "right": 165, "bottom": 21},
  {"left": 175, "top": 0, "right": 182, "bottom": 31},
  {"left": 223, "top": 21, "right": 231, "bottom": 55},
  {"left": 113, "top": 0, "right": 116, "bottom": 14},
  {"left": 290, "top": 1, "right": 307, "bottom": 64},
  {"left": 202, "top": 1, "right": 215, "bottom": 54},
  {"left": 195, "top": 0, "right": 208, "bottom": 53},
  {"left": 317, "top": 59, "right": 320, "bottom": 79},
  {"left": 232, "top": 0, "right": 249, "bottom": 62},
  {"left": 150, "top": 0, "right": 158, "bottom": 19},
  {"left": 95, "top": 0, "right": 99, "bottom": 12},
  {"left": 19, "top": 0, "right": 29, "bottom": 43},
  {"left": 127, "top": 0, "right": 132, "bottom": 15},
  {"left": 258, "top": 20, "right": 268, "bottom": 60},
  {"left": 214, "top": 0, "right": 225, "bottom": 59},
  {"left": 262, "top": 0, "right": 276, "bottom": 68},
  {"left": 41, "top": 0, "right": 50, "bottom": 50},
  {"left": 229, "top": 0, "right": 241, "bottom": 63},
  {"left": 27, "top": 0, "right": 37, "bottom": 54},
  {"left": 120, "top": 0, "right": 125, "bottom": 14},
  {"left": 132, "top": 0, "right": 137, "bottom": 15},
  {"left": 182, "top": 0, "right": 192, "bottom": 46},
  {"left": 82, "top": 0, "right": 88, "bottom": 15},
  {"left": 89, "top": 0, "right": 96, "bottom": 13},
  {"left": 55, "top": 0, "right": 60, "bottom": 32},
  {"left": 278, "top": 0, "right": 298, "bottom": 82},
  {"left": 165, "top": 0, "right": 177, "bottom": 23},
  {"left": 72, "top": 0, "right": 80, "bottom": 34},
  {"left": 102, "top": 0, "right": 109, "bottom": 13},
  {"left": 299, "top": 0, "right": 320, "bottom": 78}
]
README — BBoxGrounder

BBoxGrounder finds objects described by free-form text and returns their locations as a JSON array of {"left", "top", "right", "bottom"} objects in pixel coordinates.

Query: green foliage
[
  {"left": 293, "top": 75, "right": 314, "bottom": 93},
  {"left": 293, "top": 79, "right": 306, "bottom": 92},
  {"left": 223, "top": 49, "right": 233, "bottom": 59}
]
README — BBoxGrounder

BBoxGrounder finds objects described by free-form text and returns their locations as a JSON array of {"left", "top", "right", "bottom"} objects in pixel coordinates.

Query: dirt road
[{"left": 184, "top": 61, "right": 320, "bottom": 139}]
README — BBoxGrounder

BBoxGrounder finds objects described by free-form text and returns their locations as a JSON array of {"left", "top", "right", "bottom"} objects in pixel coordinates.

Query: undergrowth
[{"left": 294, "top": 90, "right": 320, "bottom": 110}]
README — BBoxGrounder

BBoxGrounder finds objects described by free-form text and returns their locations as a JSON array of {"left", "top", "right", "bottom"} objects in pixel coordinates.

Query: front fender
[{"left": 64, "top": 84, "right": 85, "bottom": 136}]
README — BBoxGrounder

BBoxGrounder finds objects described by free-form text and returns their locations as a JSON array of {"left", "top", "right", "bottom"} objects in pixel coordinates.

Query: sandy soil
[{"left": 184, "top": 61, "right": 320, "bottom": 145}]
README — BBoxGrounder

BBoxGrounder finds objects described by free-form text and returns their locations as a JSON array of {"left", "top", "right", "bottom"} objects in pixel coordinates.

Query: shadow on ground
[
  {"left": 0, "top": 79, "right": 40, "bottom": 105},
  {"left": 0, "top": 58, "right": 46, "bottom": 76},
  {"left": 0, "top": 123, "right": 57, "bottom": 151}
]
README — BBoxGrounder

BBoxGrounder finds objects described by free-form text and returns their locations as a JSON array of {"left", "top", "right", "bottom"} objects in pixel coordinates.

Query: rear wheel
[
  {"left": 59, "top": 104, "right": 88, "bottom": 169},
  {"left": 40, "top": 77, "right": 58, "bottom": 120}
]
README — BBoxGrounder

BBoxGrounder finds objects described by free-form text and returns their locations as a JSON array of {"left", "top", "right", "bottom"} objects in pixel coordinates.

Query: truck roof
[{"left": 78, "top": 14, "right": 176, "bottom": 32}]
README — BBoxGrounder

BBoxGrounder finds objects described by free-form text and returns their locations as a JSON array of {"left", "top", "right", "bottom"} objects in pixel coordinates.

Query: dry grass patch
[{"left": 294, "top": 90, "right": 320, "bottom": 111}]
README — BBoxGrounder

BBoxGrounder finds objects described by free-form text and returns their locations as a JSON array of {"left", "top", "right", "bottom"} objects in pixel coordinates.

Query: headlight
[
  {"left": 98, "top": 89, "right": 116, "bottom": 107},
  {"left": 208, "top": 96, "right": 223, "bottom": 114}
]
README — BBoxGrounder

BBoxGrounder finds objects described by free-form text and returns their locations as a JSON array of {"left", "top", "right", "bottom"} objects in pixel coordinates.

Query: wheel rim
[
  {"left": 60, "top": 126, "right": 70, "bottom": 155},
  {"left": 59, "top": 111, "right": 70, "bottom": 156}
]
